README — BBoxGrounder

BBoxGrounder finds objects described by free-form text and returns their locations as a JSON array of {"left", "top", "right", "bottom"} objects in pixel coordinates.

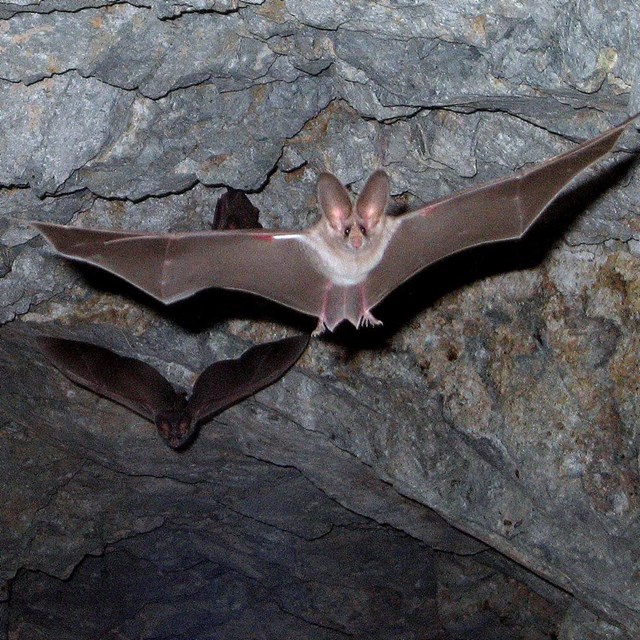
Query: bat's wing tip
[
  {"left": 35, "top": 334, "right": 58, "bottom": 356},
  {"left": 30, "top": 221, "right": 49, "bottom": 237},
  {"left": 604, "top": 113, "right": 640, "bottom": 150},
  {"left": 615, "top": 112, "right": 640, "bottom": 148},
  {"left": 30, "top": 221, "right": 67, "bottom": 250},
  {"left": 287, "top": 334, "right": 311, "bottom": 347}
]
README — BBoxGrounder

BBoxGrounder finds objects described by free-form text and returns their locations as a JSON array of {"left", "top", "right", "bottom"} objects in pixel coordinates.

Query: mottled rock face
[{"left": 1, "top": 1, "right": 639, "bottom": 638}]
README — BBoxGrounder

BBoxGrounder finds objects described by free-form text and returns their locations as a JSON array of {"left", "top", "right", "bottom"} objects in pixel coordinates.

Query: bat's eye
[
  {"left": 344, "top": 226, "right": 351, "bottom": 237},
  {"left": 359, "top": 225, "right": 367, "bottom": 236}
]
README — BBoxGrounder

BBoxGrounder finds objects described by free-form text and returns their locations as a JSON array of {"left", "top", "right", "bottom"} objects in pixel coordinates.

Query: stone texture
[
  {"left": 0, "top": 321, "right": 569, "bottom": 639},
  {"left": 1, "top": 0, "right": 639, "bottom": 638}
]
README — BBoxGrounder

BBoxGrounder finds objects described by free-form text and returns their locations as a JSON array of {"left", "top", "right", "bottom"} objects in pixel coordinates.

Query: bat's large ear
[
  {"left": 356, "top": 170, "right": 389, "bottom": 226},
  {"left": 317, "top": 172, "right": 352, "bottom": 230}
]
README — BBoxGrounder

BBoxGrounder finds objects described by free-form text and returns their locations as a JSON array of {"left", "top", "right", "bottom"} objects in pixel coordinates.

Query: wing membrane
[
  {"left": 366, "top": 116, "right": 633, "bottom": 308},
  {"left": 188, "top": 335, "right": 308, "bottom": 422},
  {"left": 34, "top": 225, "right": 329, "bottom": 319},
  {"left": 38, "top": 336, "right": 178, "bottom": 421}
]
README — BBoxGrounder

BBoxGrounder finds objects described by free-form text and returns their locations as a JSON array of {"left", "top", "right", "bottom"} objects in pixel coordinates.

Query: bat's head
[
  {"left": 317, "top": 170, "right": 389, "bottom": 252},
  {"left": 155, "top": 404, "right": 195, "bottom": 450}
]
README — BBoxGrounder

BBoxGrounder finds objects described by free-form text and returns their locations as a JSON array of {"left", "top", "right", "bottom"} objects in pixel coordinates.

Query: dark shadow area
[
  {"left": 6, "top": 515, "right": 566, "bottom": 640},
  {"left": 78, "top": 265, "right": 316, "bottom": 336}
]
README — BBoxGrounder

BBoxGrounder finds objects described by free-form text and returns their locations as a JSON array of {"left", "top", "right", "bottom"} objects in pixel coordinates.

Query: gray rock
[
  {"left": 0, "top": 0, "right": 261, "bottom": 20},
  {"left": 0, "top": 72, "right": 334, "bottom": 199},
  {"left": 0, "top": 7, "right": 288, "bottom": 97}
]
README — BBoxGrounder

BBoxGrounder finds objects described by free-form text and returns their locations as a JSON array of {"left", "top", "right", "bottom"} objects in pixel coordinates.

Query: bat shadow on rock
[{"left": 78, "top": 266, "right": 315, "bottom": 335}]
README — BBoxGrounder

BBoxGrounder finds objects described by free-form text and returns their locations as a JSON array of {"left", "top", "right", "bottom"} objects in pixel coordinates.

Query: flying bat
[
  {"left": 38, "top": 334, "right": 308, "bottom": 449},
  {"left": 34, "top": 116, "right": 637, "bottom": 333}
]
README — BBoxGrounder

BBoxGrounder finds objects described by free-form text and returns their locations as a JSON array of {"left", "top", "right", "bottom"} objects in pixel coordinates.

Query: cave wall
[{"left": 1, "top": 1, "right": 639, "bottom": 638}]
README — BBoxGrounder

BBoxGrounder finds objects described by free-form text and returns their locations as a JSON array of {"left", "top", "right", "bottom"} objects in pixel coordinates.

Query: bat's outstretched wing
[
  {"left": 364, "top": 116, "right": 636, "bottom": 310},
  {"left": 34, "top": 117, "right": 636, "bottom": 332},
  {"left": 187, "top": 335, "right": 309, "bottom": 424},
  {"left": 37, "top": 336, "right": 178, "bottom": 421},
  {"left": 32, "top": 224, "right": 330, "bottom": 319}
]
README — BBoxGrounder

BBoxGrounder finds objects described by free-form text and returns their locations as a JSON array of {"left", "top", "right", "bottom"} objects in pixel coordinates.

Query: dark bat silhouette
[
  {"left": 38, "top": 334, "right": 308, "bottom": 449},
  {"left": 212, "top": 188, "right": 263, "bottom": 230},
  {"left": 34, "top": 116, "right": 637, "bottom": 334}
]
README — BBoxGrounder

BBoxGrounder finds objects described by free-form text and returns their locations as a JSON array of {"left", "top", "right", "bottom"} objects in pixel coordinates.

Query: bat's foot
[
  {"left": 357, "top": 311, "right": 383, "bottom": 329},
  {"left": 312, "top": 319, "right": 328, "bottom": 337}
]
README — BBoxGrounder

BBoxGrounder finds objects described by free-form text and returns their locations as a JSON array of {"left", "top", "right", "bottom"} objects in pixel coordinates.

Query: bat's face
[
  {"left": 155, "top": 410, "right": 195, "bottom": 449},
  {"left": 327, "top": 210, "right": 381, "bottom": 252},
  {"left": 317, "top": 170, "right": 390, "bottom": 254}
]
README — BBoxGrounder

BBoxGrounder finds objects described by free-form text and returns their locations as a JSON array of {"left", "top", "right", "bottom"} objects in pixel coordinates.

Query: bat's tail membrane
[{"left": 319, "top": 284, "right": 365, "bottom": 331}]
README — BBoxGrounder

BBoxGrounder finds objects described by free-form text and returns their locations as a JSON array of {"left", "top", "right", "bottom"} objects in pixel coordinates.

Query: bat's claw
[{"left": 358, "top": 311, "right": 383, "bottom": 329}]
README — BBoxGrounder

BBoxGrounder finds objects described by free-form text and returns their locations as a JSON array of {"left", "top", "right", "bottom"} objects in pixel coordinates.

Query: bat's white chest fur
[{"left": 304, "top": 216, "right": 399, "bottom": 286}]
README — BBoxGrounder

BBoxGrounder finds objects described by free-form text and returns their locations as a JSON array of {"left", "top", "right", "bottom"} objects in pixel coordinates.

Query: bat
[
  {"left": 212, "top": 187, "right": 263, "bottom": 230},
  {"left": 33, "top": 116, "right": 637, "bottom": 334},
  {"left": 38, "top": 334, "right": 309, "bottom": 449}
]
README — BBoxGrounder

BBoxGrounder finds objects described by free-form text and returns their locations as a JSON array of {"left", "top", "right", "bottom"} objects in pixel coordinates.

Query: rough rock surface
[{"left": 1, "top": 1, "right": 639, "bottom": 638}]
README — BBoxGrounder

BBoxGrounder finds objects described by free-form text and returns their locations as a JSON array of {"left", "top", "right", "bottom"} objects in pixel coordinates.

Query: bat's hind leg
[
  {"left": 313, "top": 283, "right": 335, "bottom": 335},
  {"left": 357, "top": 310, "right": 383, "bottom": 329},
  {"left": 357, "top": 286, "right": 383, "bottom": 329}
]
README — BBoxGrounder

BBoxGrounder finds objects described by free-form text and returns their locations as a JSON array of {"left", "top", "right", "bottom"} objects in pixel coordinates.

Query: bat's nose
[{"left": 350, "top": 236, "right": 363, "bottom": 249}]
